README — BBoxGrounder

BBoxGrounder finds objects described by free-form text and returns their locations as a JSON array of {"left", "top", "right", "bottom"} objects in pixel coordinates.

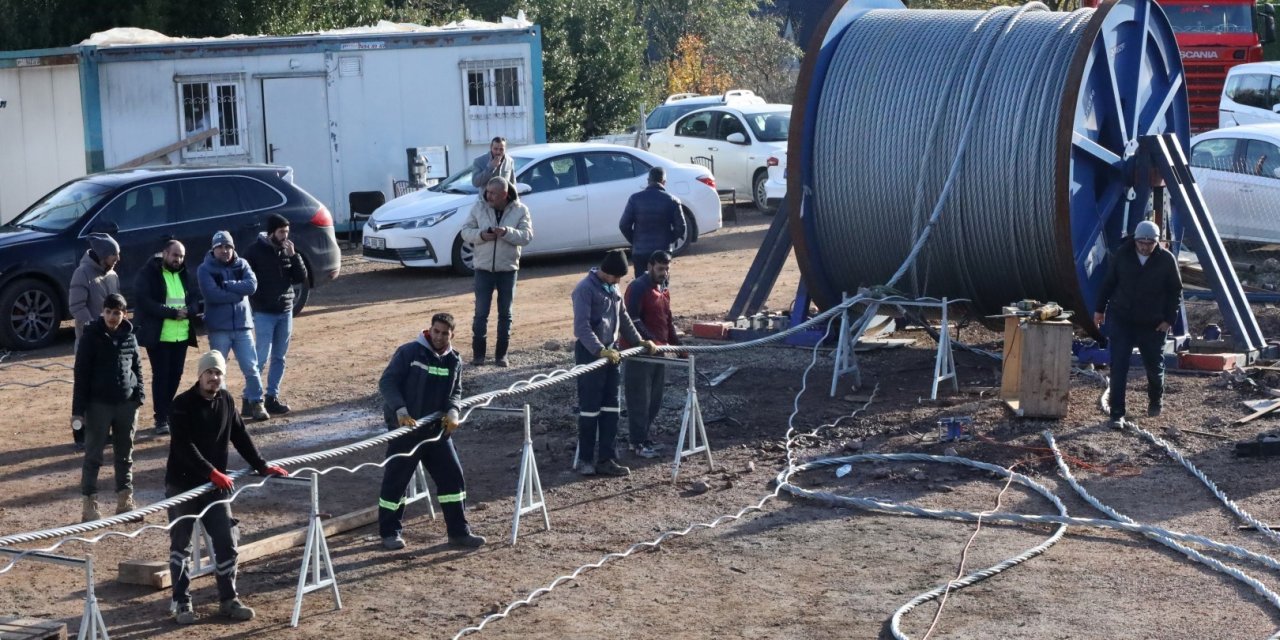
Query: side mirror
[
  {"left": 1264, "top": 13, "right": 1277, "bottom": 44},
  {"left": 1272, "top": 166, "right": 1280, "bottom": 179},
  {"left": 515, "top": 182, "right": 532, "bottom": 195},
  {"left": 726, "top": 132, "right": 747, "bottom": 144}
]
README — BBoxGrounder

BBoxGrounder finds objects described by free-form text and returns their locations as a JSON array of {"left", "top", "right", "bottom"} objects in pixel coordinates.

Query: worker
[
  {"left": 71, "top": 293, "right": 144, "bottom": 521},
  {"left": 376, "top": 312, "right": 485, "bottom": 550},
  {"left": 459, "top": 176, "right": 533, "bottom": 367},
  {"left": 621, "top": 251, "right": 681, "bottom": 458},
  {"left": 165, "top": 350, "right": 288, "bottom": 624},
  {"left": 1093, "top": 220, "right": 1183, "bottom": 429},
  {"left": 619, "top": 166, "right": 686, "bottom": 278},
  {"left": 470, "top": 136, "right": 515, "bottom": 189},
  {"left": 571, "top": 250, "right": 657, "bottom": 476},
  {"left": 133, "top": 240, "right": 199, "bottom": 437}
]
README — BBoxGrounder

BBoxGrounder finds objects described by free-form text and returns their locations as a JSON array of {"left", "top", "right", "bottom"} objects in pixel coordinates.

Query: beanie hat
[
  {"left": 1134, "top": 220, "right": 1160, "bottom": 240},
  {"left": 211, "top": 230, "right": 235, "bottom": 249},
  {"left": 266, "top": 213, "right": 290, "bottom": 234},
  {"left": 197, "top": 350, "right": 226, "bottom": 376},
  {"left": 600, "top": 249, "right": 630, "bottom": 277},
  {"left": 87, "top": 232, "right": 120, "bottom": 258}
]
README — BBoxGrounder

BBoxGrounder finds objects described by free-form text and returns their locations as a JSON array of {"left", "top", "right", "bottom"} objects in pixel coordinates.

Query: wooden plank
[
  {"left": 0, "top": 617, "right": 66, "bottom": 640},
  {"left": 118, "top": 506, "right": 378, "bottom": 589},
  {"left": 1019, "top": 322, "right": 1071, "bottom": 418},
  {"left": 113, "top": 128, "right": 219, "bottom": 170},
  {"left": 707, "top": 366, "right": 739, "bottom": 387},
  {"left": 1182, "top": 428, "right": 1231, "bottom": 440},
  {"left": 999, "top": 315, "right": 1022, "bottom": 402},
  {"left": 1235, "top": 399, "right": 1280, "bottom": 425}
]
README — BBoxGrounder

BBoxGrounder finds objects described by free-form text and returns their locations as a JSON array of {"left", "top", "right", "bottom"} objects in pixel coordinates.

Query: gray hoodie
[{"left": 69, "top": 250, "right": 121, "bottom": 341}]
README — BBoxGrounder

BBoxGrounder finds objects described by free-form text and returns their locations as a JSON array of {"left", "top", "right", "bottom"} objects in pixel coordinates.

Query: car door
[
  {"left": 1232, "top": 138, "right": 1280, "bottom": 243},
  {"left": 1189, "top": 137, "right": 1243, "bottom": 240},
  {"left": 708, "top": 111, "right": 753, "bottom": 193},
  {"left": 86, "top": 181, "right": 181, "bottom": 296},
  {"left": 660, "top": 110, "right": 716, "bottom": 168},
  {"left": 516, "top": 154, "right": 589, "bottom": 252},
  {"left": 582, "top": 151, "right": 651, "bottom": 247}
]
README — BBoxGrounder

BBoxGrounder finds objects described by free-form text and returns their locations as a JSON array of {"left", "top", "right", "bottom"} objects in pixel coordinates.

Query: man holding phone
[
  {"left": 459, "top": 176, "right": 533, "bottom": 367},
  {"left": 470, "top": 136, "right": 515, "bottom": 189}
]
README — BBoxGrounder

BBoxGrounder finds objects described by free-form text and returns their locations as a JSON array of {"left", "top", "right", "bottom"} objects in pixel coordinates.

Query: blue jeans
[
  {"left": 472, "top": 269, "right": 517, "bottom": 357},
  {"left": 253, "top": 311, "right": 292, "bottom": 397},
  {"left": 208, "top": 329, "right": 264, "bottom": 402},
  {"left": 1107, "top": 320, "right": 1166, "bottom": 420}
]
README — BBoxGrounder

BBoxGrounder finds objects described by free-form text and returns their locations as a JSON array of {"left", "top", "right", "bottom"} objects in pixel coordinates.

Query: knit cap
[
  {"left": 1134, "top": 220, "right": 1159, "bottom": 240},
  {"left": 600, "top": 249, "right": 629, "bottom": 277},
  {"left": 211, "top": 230, "right": 235, "bottom": 249},
  {"left": 87, "top": 233, "right": 120, "bottom": 258},
  {"left": 266, "top": 213, "right": 290, "bottom": 234},
  {"left": 197, "top": 350, "right": 227, "bottom": 375}
]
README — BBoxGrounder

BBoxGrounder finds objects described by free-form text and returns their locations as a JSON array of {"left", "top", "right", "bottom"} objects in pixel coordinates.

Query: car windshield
[
  {"left": 9, "top": 181, "right": 113, "bottom": 232},
  {"left": 429, "top": 156, "right": 534, "bottom": 195},
  {"left": 1164, "top": 3, "right": 1255, "bottom": 34},
  {"left": 744, "top": 110, "right": 791, "bottom": 142},
  {"left": 646, "top": 103, "right": 706, "bottom": 131}
]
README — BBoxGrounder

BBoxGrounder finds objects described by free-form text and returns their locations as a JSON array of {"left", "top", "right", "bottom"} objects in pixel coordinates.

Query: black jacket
[
  {"left": 165, "top": 384, "right": 270, "bottom": 491},
  {"left": 379, "top": 333, "right": 463, "bottom": 427},
  {"left": 619, "top": 184, "right": 687, "bottom": 255},
  {"left": 72, "top": 318, "right": 144, "bottom": 416},
  {"left": 132, "top": 256, "right": 200, "bottom": 349},
  {"left": 243, "top": 235, "right": 307, "bottom": 314},
  {"left": 1095, "top": 239, "right": 1183, "bottom": 328}
]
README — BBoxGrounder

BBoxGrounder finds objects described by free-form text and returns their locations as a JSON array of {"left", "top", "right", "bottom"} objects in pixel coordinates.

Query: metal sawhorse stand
[
  {"left": 0, "top": 548, "right": 107, "bottom": 639},
  {"left": 503, "top": 404, "right": 550, "bottom": 544},
  {"left": 830, "top": 295, "right": 964, "bottom": 399},
  {"left": 625, "top": 354, "right": 715, "bottom": 482},
  {"left": 271, "top": 474, "right": 341, "bottom": 628},
  {"left": 403, "top": 463, "right": 437, "bottom": 520}
]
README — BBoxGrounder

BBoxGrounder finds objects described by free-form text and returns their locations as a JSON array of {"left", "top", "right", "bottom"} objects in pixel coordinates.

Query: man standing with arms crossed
[
  {"left": 376, "top": 312, "right": 485, "bottom": 550},
  {"left": 619, "top": 167, "right": 686, "bottom": 278},
  {"left": 622, "top": 251, "right": 681, "bottom": 458},
  {"left": 165, "top": 350, "right": 287, "bottom": 624},
  {"left": 198, "top": 231, "right": 269, "bottom": 421},
  {"left": 133, "top": 240, "right": 199, "bottom": 436},
  {"left": 243, "top": 214, "right": 307, "bottom": 416}
]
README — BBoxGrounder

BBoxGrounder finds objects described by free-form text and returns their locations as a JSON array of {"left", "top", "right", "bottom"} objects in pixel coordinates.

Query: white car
[
  {"left": 590, "top": 90, "right": 767, "bottom": 149},
  {"left": 1219, "top": 62, "right": 1280, "bottom": 128},
  {"left": 764, "top": 150, "right": 787, "bottom": 211},
  {"left": 1190, "top": 123, "right": 1280, "bottom": 244},
  {"left": 361, "top": 143, "right": 722, "bottom": 274},
  {"left": 646, "top": 103, "right": 790, "bottom": 213}
]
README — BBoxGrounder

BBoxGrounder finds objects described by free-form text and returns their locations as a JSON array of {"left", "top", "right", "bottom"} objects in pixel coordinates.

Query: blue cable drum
[{"left": 787, "top": 0, "right": 1189, "bottom": 336}]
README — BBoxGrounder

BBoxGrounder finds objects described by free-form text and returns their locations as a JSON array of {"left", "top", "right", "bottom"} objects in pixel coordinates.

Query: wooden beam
[
  {"left": 113, "top": 128, "right": 220, "bottom": 170},
  {"left": 0, "top": 617, "right": 66, "bottom": 640},
  {"left": 117, "top": 506, "right": 377, "bottom": 589}
]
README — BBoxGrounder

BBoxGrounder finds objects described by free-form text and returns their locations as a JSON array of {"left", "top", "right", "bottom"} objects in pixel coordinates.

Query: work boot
[
  {"left": 1108, "top": 417, "right": 1126, "bottom": 430},
  {"left": 494, "top": 336, "right": 509, "bottom": 367},
  {"left": 472, "top": 337, "right": 487, "bottom": 366},
  {"left": 264, "top": 395, "right": 291, "bottom": 415},
  {"left": 173, "top": 601, "right": 197, "bottom": 625},
  {"left": 574, "top": 461, "right": 596, "bottom": 476},
  {"left": 447, "top": 531, "right": 487, "bottom": 549},
  {"left": 494, "top": 356, "right": 509, "bottom": 368},
  {"left": 596, "top": 459, "right": 631, "bottom": 477},
  {"left": 241, "top": 399, "right": 270, "bottom": 421},
  {"left": 115, "top": 488, "right": 135, "bottom": 515},
  {"left": 81, "top": 495, "right": 100, "bottom": 523},
  {"left": 382, "top": 534, "right": 406, "bottom": 550},
  {"left": 154, "top": 421, "right": 170, "bottom": 436},
  {"left": 1147, "top": 402, "right": 1162, "bottom": 418},
  {"left": 219, "top": 598, "right": 256, "bottom": 621}
]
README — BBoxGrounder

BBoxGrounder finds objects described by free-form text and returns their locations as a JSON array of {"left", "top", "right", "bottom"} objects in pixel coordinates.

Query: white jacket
[{"left": 458, "top": 186, "right": 533, "bottom": 272}]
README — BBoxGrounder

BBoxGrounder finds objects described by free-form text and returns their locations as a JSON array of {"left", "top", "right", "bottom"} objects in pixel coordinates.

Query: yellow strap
[{"left": 436, "top": 492, "right": 466, "bottom": 504}]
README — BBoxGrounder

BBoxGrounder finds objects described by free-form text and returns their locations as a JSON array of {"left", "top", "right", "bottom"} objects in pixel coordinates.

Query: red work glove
[
  {"left": 209, "top": 469, "right": 234, "bottom": 491},
  {"left": 262, "top": 465, "right": 288, "bottom": 478}
]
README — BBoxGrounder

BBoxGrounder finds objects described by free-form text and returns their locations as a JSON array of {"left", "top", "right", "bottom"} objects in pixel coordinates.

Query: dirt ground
[{"left": 3, "top": 211, "right": 1280, "bottom": 639}]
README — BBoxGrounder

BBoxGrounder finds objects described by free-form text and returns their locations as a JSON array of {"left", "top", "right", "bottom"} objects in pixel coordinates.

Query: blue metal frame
[
  {"left": 528, "top": 26, "right": 547, "bottom": 144},
  {"left": 76, "top": 47, "right": 104, "bottom": 173}
]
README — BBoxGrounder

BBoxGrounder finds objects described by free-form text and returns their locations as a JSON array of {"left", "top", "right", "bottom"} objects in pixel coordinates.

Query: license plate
[{"left": 364, "top": 236, "right": 386, "bottom": 250}]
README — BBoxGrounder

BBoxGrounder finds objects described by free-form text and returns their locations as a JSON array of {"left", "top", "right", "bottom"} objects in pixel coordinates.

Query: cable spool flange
[{"left": 787, "top": 0, "right": 1189, "bottom": 336}]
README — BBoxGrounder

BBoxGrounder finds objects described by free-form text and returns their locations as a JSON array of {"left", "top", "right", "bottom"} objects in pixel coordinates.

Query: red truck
[{"left": 1084, "top": 0, "right": 1275, "bottom": 132}]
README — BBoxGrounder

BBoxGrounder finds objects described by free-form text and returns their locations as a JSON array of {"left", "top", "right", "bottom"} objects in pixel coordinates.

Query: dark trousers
[
  {"left": 576, "top": 341, "right": 622, "bottom": 463},
  {"left": 1107, "top": 320, "right": 1167, "bottom": 419},
  {"left": 472, "top": 269, "right": 518, "bottom": 359},
  {"left": 632, "top": 251, "right": 652, "bottom": 279},
  {"left": 378, "top": 422, "right": 468, "bottom": 539},
  {"left": 81, "top": 401, "right": 136, "bottom": 495},
  {"left": 624, "top": 359, "right": 666, "bottom": 444},
  {"left": 167, "top": 484, "right": 239, "bottom": 605},
  {"left": 147, "top": 341, "right": 188, "bottom": 426}
]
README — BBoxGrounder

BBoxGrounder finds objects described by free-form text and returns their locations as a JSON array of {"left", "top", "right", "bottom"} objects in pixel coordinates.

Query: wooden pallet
[{"left": 0, "top": 617, "right": 66, "bottom": 640}]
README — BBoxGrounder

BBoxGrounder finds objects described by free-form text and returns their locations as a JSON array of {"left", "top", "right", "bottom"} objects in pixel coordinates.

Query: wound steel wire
[{"left": 810, "top": 6, "right": 1093, "bottom": 315}]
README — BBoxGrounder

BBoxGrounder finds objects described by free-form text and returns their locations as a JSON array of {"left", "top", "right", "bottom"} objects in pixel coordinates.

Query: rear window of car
[{"left": 235, "top": 177, "right": 286, "bottom": 211}]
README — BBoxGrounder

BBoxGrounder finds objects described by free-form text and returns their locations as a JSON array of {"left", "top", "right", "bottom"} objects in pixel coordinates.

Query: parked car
[
  {"left": 0, "top": 165, "right": 341, "bottom": 350},
  {"left": 591, "top": 90, "right": 767, "bottom": 148},
  {"left": 1219, "top": 61, "right": 1280, "bottom": 128},
  {"left": 1190, "top": 123, "right": 1280, "bottom": 244},
  {"left": 361, "top": 143, "right": 722, "bottom": 274},
  {"left": 646, "top": 102, "right": 791, "bottom": 213},
  {"left": 765, "top": 151, "right": 787, "bottom": 211}
]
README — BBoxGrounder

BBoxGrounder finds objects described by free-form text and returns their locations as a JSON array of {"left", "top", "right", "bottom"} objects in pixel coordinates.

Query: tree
[
  {"left": 704, "top": 12, "right": 800, "bottom": 103},
  {"left": 666, "top": 34, "right": 732, "bottom": 96}
]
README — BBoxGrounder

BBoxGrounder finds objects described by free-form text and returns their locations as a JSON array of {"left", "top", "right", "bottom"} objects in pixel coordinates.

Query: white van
[{"left": 1220, "top": 62, "right": 1280, "bottom": 128}]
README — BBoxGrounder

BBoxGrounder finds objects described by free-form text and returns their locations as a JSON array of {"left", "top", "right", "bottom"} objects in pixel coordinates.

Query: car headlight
[{"left": 400, "top": 208, "right": 458, "bottom": 229}]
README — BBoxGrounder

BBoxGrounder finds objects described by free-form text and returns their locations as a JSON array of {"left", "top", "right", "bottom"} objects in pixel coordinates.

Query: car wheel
[
  {"left": 0, "top": 278, "right": 60, "bottom": 350},
  {"left": 451, "top": 235, "right": 476, "bottom": 276},
  {"left": 290, "top": 278, "right": 311, "bottom": 316},
  {"left": 753, "top": 171, "right": 776, "bottom": 215},
  {"left": 671, "top": 209, "right": 696, "bottom": 256}
]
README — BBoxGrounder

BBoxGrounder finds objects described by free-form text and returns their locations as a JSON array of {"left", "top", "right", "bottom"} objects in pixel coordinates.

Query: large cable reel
[{"left": 787, "top": 0, "right": 1189, "bottom": 336}]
